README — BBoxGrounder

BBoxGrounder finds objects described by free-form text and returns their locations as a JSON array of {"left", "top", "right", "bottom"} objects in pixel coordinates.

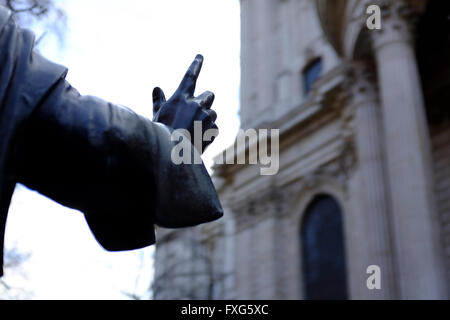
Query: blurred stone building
[{"left": 153, "top": 0, "right": 450, "bottom": 299}]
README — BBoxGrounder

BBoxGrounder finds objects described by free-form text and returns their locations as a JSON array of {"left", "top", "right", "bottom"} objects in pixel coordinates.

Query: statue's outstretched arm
[
  {"left": 17, "top": 73, "right": 222, "bottom": 251},
  {"left": 0, "top": 6, "right": 223, "bottom": 274}
]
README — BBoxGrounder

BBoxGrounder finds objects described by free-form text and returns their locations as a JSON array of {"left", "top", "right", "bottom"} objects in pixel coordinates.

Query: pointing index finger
[{"left": 176, "top": 54, "right": 204, "bottom": 96}]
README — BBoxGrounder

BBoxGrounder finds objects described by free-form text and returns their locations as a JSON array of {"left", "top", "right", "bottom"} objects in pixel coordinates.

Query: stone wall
[{"left": 432, "top": 125, "right": 450, "bottom": 289}]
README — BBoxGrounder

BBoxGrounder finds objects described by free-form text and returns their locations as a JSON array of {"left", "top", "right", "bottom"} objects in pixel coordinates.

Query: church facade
[{"left": 153, "top": 0, "right": 450, "bottom": 300}]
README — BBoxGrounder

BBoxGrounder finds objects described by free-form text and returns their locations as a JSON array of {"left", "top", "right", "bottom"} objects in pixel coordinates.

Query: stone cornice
[
  {"left": 213, "top": 64, "right": 349, "bottom": 180},
  {"left": 218, "top": 108, "right": 358, "bottom": 233},
  {"left": 224, "top": 133, "right": 358, "bottom": 233},
  {"left": 227, "top": 182, "right": 288, "bottom": 233}
]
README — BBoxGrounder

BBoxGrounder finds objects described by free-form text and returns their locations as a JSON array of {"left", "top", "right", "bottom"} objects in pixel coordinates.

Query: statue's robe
[{"left": 0, "top": 7, "right": 223, "bottom": 277}]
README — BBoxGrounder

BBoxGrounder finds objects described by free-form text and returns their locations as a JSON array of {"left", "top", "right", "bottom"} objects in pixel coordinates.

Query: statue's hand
[{"left": 152, "top": 55, "right": 218, "bottom": 153}]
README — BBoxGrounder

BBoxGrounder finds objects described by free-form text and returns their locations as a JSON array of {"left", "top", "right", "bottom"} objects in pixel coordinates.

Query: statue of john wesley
[{"left": 0, "top": 6, "right": 223, "bottom": 276}]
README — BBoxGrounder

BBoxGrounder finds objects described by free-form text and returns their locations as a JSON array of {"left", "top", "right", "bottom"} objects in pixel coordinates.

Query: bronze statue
[{"left": 0, "top": 6, "right": 223, "bottom": 277}]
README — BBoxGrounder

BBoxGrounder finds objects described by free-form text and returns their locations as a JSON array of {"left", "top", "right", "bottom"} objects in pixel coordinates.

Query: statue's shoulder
[{"left": 0, "top": 6, "right": 11, "bottom": 31}]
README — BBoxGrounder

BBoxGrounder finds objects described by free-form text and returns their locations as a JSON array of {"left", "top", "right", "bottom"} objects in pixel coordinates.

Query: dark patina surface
[{"left": 0, "top": 6, "right": 222, "bottom": 276}]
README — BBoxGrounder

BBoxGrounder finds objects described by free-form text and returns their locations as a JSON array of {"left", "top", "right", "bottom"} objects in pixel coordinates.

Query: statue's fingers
[
  {"left": 210, "top": 123, "right": 219, "bottom": 139},
  {"left": 202, "top": 123, "right": 219, "bottom": 151},
  {"left": 176, "top": 54, "right": 203, "bottom": 97},
  {"left": 197, "top": 108, "right": 217, "bottom": 123},
  {"left": 195, "top": 91, "right": 215, "bottom": 109},
  {"left": 204, "top": 109, "right": 217, "bottom": 122},
  {"left": 152, "top": 87, "right": 166, "bottom": 113}
]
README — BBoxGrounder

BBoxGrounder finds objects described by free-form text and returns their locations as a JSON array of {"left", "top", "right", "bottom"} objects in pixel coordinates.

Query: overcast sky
[{"left": 3, "top": 0, "right": 240, "bottom": 299}]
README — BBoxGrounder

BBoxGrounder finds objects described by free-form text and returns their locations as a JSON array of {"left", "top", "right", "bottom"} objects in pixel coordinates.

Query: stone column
[
  {"left": 222, "top": 206, "right": 236, "bottom": 299},
  {"left": 256, "top": 0, "right": 277, "bottom": 114},
  {"left": 347, "top": 63, "right": 397, "bottom": 299},
  {"left": 371, "top": 0, "right": 447, "bottom": 299},
  {"left": 240, "top": 0, "right": 257, "bottom": 127}
]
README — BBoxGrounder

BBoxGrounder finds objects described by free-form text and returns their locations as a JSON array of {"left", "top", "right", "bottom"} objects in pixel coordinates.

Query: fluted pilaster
[
  {"left": 346, "top": 62, "right": 397, "bottom": 299},
  {"left": 371, "top": 0, "right": 447, "bottom": 299}
]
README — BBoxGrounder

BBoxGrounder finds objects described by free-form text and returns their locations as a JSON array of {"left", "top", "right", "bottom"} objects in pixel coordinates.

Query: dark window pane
[
  {"left": 303, "top": 59, "right": 323, "bottom": 95},
  {"left": 301, "top": 195, "right": 348, "bottom": 300}
]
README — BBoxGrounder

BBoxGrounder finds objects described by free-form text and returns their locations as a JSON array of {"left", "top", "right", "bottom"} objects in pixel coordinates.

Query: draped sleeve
[
  {"left": 17, "top": 79, "right": 223, "bottom": 252},
  {"left": 0, "top": 7, "right": 67, "bottom": 276},
  {"left": 0, "top": 5, "right": 223, "bottom": 277}
]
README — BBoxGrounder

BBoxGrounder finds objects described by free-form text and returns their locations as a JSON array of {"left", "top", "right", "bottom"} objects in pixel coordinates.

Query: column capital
[
  {"left": 344, "top": 62, "right": 378, "bottom": 106},
  {"left": 371, "top": 0, "right": 420, "bottom": 51}
]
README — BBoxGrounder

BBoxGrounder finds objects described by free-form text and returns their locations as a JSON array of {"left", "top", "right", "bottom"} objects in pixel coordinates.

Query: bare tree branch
[
  {"left": 0, "top": 246, "right": 32, "bottom": 300},
  {"left": 152, "top": 232, "right": 231, "bottom": 300},
  {"left": 1, "top": 0, "right": 67, "bottom": 48}
]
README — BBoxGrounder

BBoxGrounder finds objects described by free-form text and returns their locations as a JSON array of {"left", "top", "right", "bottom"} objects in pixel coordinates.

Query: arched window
[
  {"left": 302, "top": 58, "right": 323, "bottom": 96},
  {"left": 300, "top": 195, "right": 348, "bottom": 300}
]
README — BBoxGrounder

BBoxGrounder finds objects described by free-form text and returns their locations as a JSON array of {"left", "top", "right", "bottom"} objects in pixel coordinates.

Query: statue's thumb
[{"left": 152, "top": 87, "right": 166, "bottom": 113}]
